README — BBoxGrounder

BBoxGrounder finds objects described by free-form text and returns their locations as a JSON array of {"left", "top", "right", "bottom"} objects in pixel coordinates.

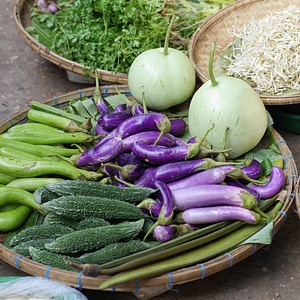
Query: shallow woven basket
[
  {"left": 13, "top": 0, "right": 128, "bottom": 84},
  {"left": 0, "top": 87, "right": 298, "bottom": 299},
  {"left": 188, "top": 0, "right": 300, "bottom": 105}
]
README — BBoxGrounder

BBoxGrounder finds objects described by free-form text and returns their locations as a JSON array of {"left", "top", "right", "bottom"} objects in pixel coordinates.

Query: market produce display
[
  {"left": 0, "top": 81, "right": 287, "bottom": 288},
  {"left": 2, "top": 0, "right": 298, "bottom": 296}
]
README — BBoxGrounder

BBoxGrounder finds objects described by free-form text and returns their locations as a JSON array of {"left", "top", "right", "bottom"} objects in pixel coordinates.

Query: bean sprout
[{"left": 223, "top": 5, "right": 300, "bottom": 95}]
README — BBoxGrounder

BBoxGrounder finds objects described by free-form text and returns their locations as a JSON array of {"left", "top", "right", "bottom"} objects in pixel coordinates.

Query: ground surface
[{"left": 1, "top": 1, "right": 300, "bottom": 299}]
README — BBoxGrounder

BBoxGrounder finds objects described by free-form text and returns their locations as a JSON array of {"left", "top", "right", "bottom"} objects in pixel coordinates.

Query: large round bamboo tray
[
  {"left": 188, "top": 0, "right": 300, "bottom": 105},
  {"left": 0, "top": 87, "right": 298, "bottom": 300},
  {"left": 13, "top": 0, "right": 128, "bottom": 84}
]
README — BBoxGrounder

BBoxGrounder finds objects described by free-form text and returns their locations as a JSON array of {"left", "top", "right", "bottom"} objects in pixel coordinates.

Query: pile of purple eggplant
[{"left": 70, "top": 96, "right": 286, "bottom": 243}]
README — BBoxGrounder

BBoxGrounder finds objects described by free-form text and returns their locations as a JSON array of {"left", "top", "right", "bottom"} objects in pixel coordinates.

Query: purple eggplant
[
  {"left": 137, "top": 198, "right": 161, "bottom": 218},
  {"left": 175, "top": 137, "right": 189, "bottom": 146},
  {"left": 241, "top": 159, "right": 263, "bottom": 179},
  {"left": 143, "top": 180, "right": 174, "bottom": 240},
  {"left": 176, "top": 206, "right": 261, "bottom": 224},
  {"left": 110, "top": 153, "right": 145, "bottom": 179},
  {"left": 102, "top": 165, "right": 129, "bottom": 187},
  {"left": 169, "top": 119, "right": 187, "bottom": 136},
  {"left": 225, "top": 180, "right": 261, "bottom": 201},
  {"left": 113, "top": 103, "right": 127, "bottom": 112},
  {"left": 121, "top": 131, "right": 177, "bottom": 153},
  {"left": 249, "top": 166, "right": 286, "bottom": 199},
  {"left": 154, "top": 180, "right": 174, "bottom": 223},
  {"left": 153, "top": 224, "right": 175, "bottom": 243},
  {"left": 95, "top": 124, "right": 110, "bottom": 135},
  {"left": 134, "top": 166, "right": 157, "bottom": 187},
  {"left": 138, "top": 158, "right": 235, "bottom": 188},
  {"left": 149, "top": 199, "right": 162, "bottom": 218},
  {"left": 131, "top": 103, "right": 145, "bottom": 115},
  {"left": 219, "top": 165, "right": 262, "bottom": 184},
  {"left": 97, "top": 110, "right": 132, "bottom": 131},
  {"left": 96, "top": 99, "right": 111, "bottom": 116},
  {"left": 172, "top": 184, "right": 258, "bottom": 211},
  {"left": 131, "top": 141, "right": 202, "bottom": 165},
  {"left": 112, "top": 113, "right": 171, "bottom": 139},
  {"left": 167, "top": 168, "right": 227, "bottom": 191},
  {"left": 76, "top": 136, "right": 123, "bottom": 166}
]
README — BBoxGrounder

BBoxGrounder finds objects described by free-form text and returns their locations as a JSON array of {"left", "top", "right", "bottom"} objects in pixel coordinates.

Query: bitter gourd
[
  {"left": 41, "top": 196, "right": 148, "bottom": 221},
  {"left": 9, "top": 223, "right": 75, "bottom": 247},
  {"left": 77, "top": 217, "right": 110, "bottom": 230},
  {"left": 45, "top": 219, "right": 145, "bottom": 254},
  {"left": 44, "top": 180, "right": 156, "bottom": 203},
  {"left": 11, "top": 238, "right": 55, "bottom": 258},
  {"left": 43, "top": 213, "right": 78, "bottom": 230},
  {"left": 28, "top": 246, "right": 81, "bottom": 272},
  {"left": 79, "top": 239, "right": 153, "bottom": 264},
  {"left": 33, "top": 186, "right": 60, "bottom": 204}
]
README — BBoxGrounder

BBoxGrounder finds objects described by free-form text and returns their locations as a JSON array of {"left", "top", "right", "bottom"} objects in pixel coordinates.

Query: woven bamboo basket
[
  {"left": 0, "top": 87, "right": 298, "bottom": 299},
  {"left": 188, "top": 0, "right": 300, "bottom": 105},
  {"left": 13, "top": 0, "right": 128, "bottom": 84}
]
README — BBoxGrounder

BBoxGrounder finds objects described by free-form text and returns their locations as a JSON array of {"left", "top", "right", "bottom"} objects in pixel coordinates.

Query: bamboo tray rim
[
  {"left": 13, "top": 0, "right": 129, "bottom": 84},
  {"left": 0, "top": 87, "right": 298, "bottom": 299},
  {"left": 188, "top": 0, "right": 300, "bottom": 106}
]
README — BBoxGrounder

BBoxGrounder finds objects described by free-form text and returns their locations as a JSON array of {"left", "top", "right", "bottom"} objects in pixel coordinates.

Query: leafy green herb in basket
[{"left": 27, "top": 0, "right": 237, "bottom": 73}]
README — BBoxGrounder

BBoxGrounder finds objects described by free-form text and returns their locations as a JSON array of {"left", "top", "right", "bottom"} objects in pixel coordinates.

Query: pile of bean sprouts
[{"left": 223, "top": 5, "right": 300, "bottom": 95}]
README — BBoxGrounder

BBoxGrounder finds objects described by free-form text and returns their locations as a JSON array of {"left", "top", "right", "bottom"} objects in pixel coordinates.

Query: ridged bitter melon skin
[
  {"left": 79, "top": 239, "right": 153, "bottom": 264},
  {"left": 9, "top": 223, "right": 75, "bottom": 247},
  {"left": 41, "top": 196, "right": 148, "bottom": 221},
  {"left": 43, "top": 180, "right": 156, "bottom": 203},
  {"left": 45, "top": 219, "right": 145, "bottom": 254}
]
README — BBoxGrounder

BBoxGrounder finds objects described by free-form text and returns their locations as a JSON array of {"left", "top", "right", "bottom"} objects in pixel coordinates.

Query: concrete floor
[{"left": 1, "top": 1, "right": 300, "bottom": 299}]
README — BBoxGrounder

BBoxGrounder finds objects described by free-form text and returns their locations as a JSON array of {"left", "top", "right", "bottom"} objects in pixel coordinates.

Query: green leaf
[{"left": 240, "top": 221, "right": 273, "bottom": 245}]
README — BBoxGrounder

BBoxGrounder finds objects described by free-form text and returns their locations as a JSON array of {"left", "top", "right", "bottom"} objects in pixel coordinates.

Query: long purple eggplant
[
  {"left": 95, "top": 124, "right": 110, "bottom": 136},
  {"left": 102, "top": 165, "right": 129, "bottom": 187},
  {"left": 169, "top": 119, "right": 186, "bottom": 136},
  {"left": 95, "top": 98, "right": 111, "bottom": 116},
  {"left": 109, "top": 153, "right": 145, "bottom": 180},
  {"left": 134, "top": 166, "right": 157, "bottom": 187},
  {"left": 172, "top": 184, "right": 258, "bottom": 211},
  {"left": 137, "top": 158, "right": 236, "bottom": 188},
  {"left": 131, "top": 141, "right": 202, "bottom": 165},
  {"left": 242, "top": 159, "right": 263, "bottom": 179},
  {"left": 249, "top": 166, "right": 286, "bottom": 199},
  {"left": 137, "top": 198, "right": 161, "bottom": 218},
  {"left": 111, "top": 113, "right": 171, "bottom": 139},
  {"left": 97, "top": 110, "right": 132, "bottom": 131},
  {"left": 219, "top": 165, "right": 262, "bottom": 184},
  {"left": 121, "top": 131, "right": 177, "bottom": 153},
  {"left": 143, "top": 180, "right": 174, "bottom": 241},
  {"left": 168, "top": 168, "right": 227, "bottom": 191},
  {"left": 113, "top": 103, "right": 127, "bottom": 112},
  {"left": 176, "top": 206, "right": 261, "bottom": 224},
  {"left": 76, "top": 136, "right": 123, "bottom": 166},
  {"left": 225, "top": 179, "right": 261, "bottom": 201}
]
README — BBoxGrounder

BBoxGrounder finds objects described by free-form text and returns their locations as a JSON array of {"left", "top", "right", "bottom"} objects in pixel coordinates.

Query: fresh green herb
[{"left": 28, "top": 0, "right": 237, "bottom": 73}]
